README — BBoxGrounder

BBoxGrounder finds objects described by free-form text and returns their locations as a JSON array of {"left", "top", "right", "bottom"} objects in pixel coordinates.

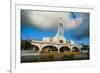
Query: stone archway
[
  {"left": 72, "top": 47, "right": 80, "bottom": 52},
  {"left": 60, "top": 46, "right": 70, "bottom": 52},
  {"left": 31, "top": 45, "right": 40, "bottom": 52},
  {"left": 41, "top": 45, "right": 58, "bottom": 53}
]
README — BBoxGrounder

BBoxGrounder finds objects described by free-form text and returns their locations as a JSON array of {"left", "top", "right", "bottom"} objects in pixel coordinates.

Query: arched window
[
  {"left": 41, "top": 45, "right": 58, "bottom": 53},
  {"left": 31, "top": 45, "right": 39, "bottom": 52},
  {"left": 72, "top": 47, "right": 79, "bottom": 52},
  {"left": 60, "top": 46, "right": 70, "bottom": 52}
]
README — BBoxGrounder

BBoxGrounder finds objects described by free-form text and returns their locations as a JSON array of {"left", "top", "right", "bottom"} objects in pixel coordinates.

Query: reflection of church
[{"left": 31, "top": 18, "right": 82, "bottom": 53}]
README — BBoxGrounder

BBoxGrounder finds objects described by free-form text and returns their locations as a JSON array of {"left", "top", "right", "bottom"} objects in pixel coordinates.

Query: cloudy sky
[{"left": 21, "top": 10, "right": 90, "bottom": 45}]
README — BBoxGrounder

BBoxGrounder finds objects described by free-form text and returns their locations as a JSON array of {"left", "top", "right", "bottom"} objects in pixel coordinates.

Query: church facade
[{"left": 30, "top": 18, "right": 82, "bottom": 53}]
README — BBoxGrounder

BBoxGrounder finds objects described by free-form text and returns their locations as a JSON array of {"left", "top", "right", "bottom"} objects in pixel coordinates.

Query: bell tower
[{"left": 53, "top": 17, "right": 66, "bottom": 43}]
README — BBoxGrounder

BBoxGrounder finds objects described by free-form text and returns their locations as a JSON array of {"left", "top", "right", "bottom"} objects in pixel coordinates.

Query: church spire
[{"left": 53, "top": 17, "right": 66, "bottom": 43}]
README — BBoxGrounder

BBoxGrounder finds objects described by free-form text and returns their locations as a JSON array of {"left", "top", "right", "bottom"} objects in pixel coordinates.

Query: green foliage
[{"left": 21, "top": 40, "right": 31, "bottom": 50}]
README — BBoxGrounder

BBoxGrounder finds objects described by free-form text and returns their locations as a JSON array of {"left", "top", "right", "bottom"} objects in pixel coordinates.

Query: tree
[{"left": 21, "top": 40, "right": 31, "bottom": 50}]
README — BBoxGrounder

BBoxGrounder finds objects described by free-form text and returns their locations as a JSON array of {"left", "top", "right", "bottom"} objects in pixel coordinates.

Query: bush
[{"left": 40, "top": 53, "right": 55, "bottom": 61}]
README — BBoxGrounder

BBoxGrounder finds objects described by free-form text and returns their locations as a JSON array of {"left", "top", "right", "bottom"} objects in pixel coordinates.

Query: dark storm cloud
[
  {"left": 21, "top": 10, "right": 30, "bottom": 25},
  {"left": 71, "top": 13, "right": 90, "bottom": 40}
]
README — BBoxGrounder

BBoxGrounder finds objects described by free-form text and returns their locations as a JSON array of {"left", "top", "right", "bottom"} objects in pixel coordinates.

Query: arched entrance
[
  {"left": 41, "top": 45, "right": 58, "bottom": 53},
  {"left": 31, "top": 45, "right": 39, "bottom": 52},
  {"left": 72, "top": 47, "right": 79, "bottom": 52},
  {"left": 60, "top": 46, "right": 70, "bottom": 52}
]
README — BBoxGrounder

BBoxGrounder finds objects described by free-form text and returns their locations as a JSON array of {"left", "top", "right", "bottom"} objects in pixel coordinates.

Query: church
[{"left": 31, "top": 17, "right": 82, "bottom": 54}]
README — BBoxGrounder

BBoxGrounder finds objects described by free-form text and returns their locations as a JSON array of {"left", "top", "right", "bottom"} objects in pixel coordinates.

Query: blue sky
[{"left": 21, "top": 10, "right": 90, "bottom": 45}]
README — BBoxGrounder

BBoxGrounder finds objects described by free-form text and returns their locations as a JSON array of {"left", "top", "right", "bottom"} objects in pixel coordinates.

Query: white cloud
[{"left": 22, "top": 10, "right": 83, "bottom": 30}]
